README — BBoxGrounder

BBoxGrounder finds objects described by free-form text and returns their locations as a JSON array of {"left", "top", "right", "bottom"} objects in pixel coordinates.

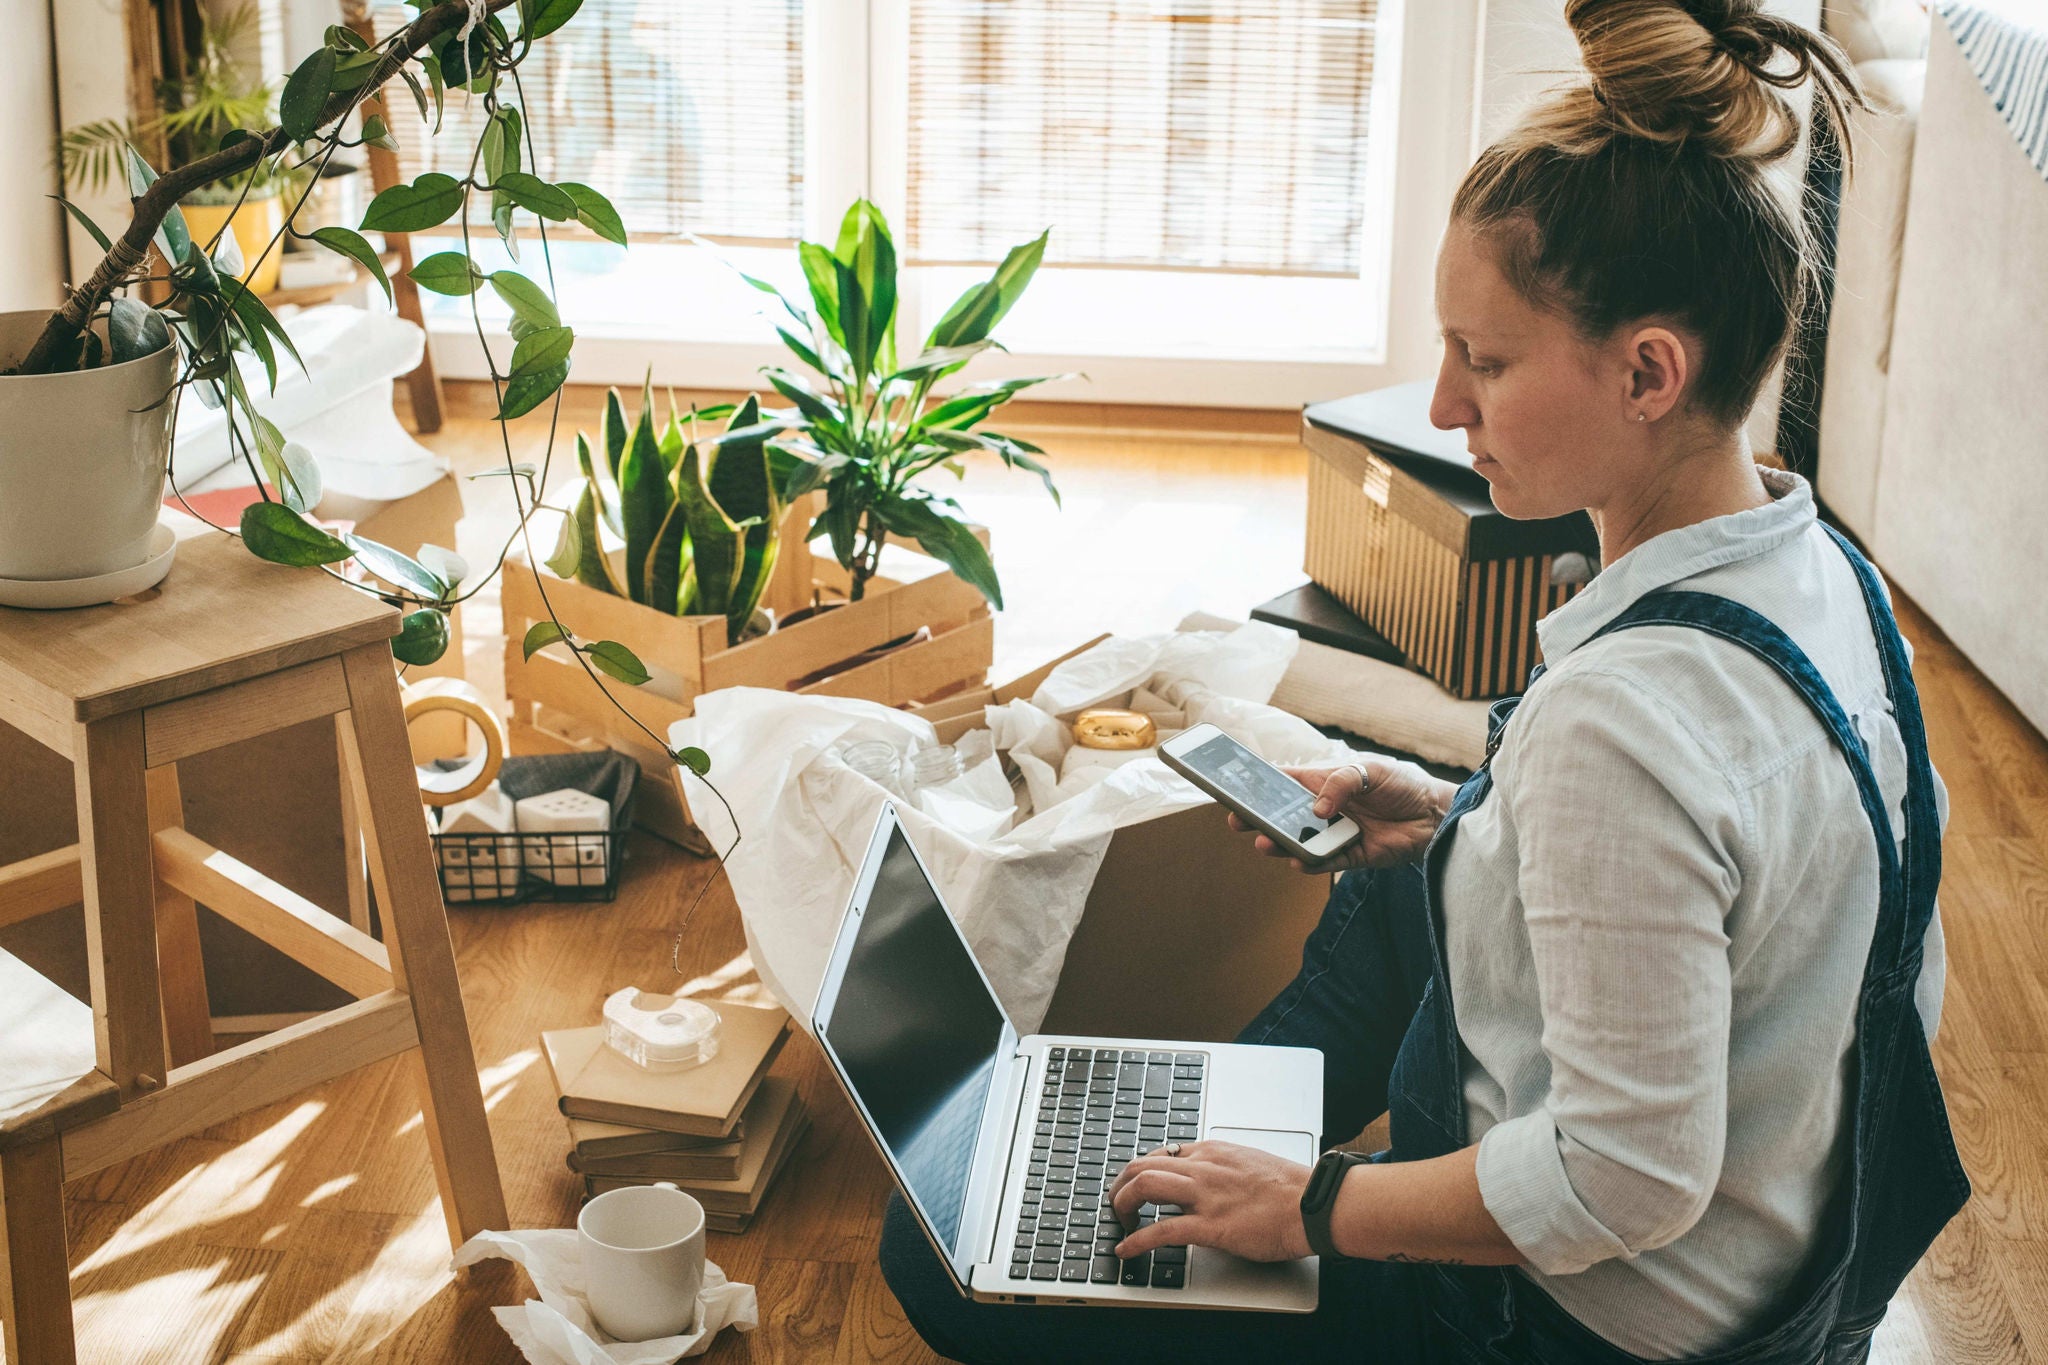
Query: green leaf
[
  {"left": 797, "top": 241, "right": 844, "bottom": 349},
  {"left": 761, "top": 368, "right": 844, "bottom": 432},
  {"left": 488, "top": 270, "right": 560, "bottom": 331},
  {"left": 671, "top": 745, "right": 711, "bottom": 777},
  {"left": 875, "top": 496, "right": 1003, "bottom": 609},
  {"left": 558, "top": 182, "right": 627, "bottom": 246},
  {"left": 926, "top": 230, "right": 1047, "bottom": 351},
  {"left": 392, "top": 609, "right": 451, "bottom": 666},
  {"left": 411, "top": 250, "right": 486, "bottom": 295},
  {"left": 106, "top": 297, "right": 170, "bottom": 365},
  {"left": 326, "top": 23, "right": 370, "bottom": 50},
  {"left": 223, "top": 279, "right": 306, "bottom": 384},
  {"left": 522, "top": 620, "right": 570, "bottom": 659},
  {"left": 360, "top": 172, "right": 463, "bottom": 233},
  {"left": 619, "top": 381, "right": 672, "bottom": 605},
  {"left": 398, "top": 63, "right": 432, "bottom": 124},
  {"left": 544, "top": 500, "right": 583, "bottom": 579},
  {"left": 563, "top": 479, "right": 623, "bottom": 594},
  {"left": 362, "top": 114, "right": 398, "bottom": 151},
  {"left": 269, "top": 439, "right": 324, "bottom": 514},
  {"left": 492, "top": 172, "right": 575, "bottom": 220},
  {"left": 52, "top": 196, "right": 113, "bottom": 254},
  {"left": 125, "top": 148, "right": 192, "bottom": 267},
  {"left": 481, "top": 106, "right": 521, "bottom": 184},
  {"left": 496, "top": 361, "right": 568, "bottom": 421},
  {"left": 309, "top": 226, "right": 392, "bottom": 305},
  {"left": 675, "top": 443, "right": 745, "bottom": 617},
  {"left": 281, "top": 47, "right": 337, "bottom": 141},
  {"left": 507, "top": 324, "right": 574, "bottom": 378},
  {"left": 833, "top": 200, "right": 897, "bottom": 381},
  {"left": 521, "top": 0, "right": 584, "bottom": 42},
  {"left": 329, "top": 48, "right": 386, "bottom": 91},
  {"left": 887, "top": 341, "right": 994, "bottom": 384},
  {"left": 344, "top": 533, "right": 447, "bottom": 599},
  {"left": 584, "top": 640, "right": 651, "bottom": 686},
  {"left": 240, "top": 501, "right": 352, "bottom": 566}
]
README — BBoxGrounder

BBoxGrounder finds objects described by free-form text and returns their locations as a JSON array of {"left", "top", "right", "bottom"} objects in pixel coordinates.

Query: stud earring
[{"left": 1636, "top": 412, "right": 1648, "bottom": 422}]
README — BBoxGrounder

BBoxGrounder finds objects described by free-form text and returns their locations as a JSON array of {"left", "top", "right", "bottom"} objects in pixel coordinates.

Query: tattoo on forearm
[{"left": 1383, "top": 1253, "right": 1468, "bottom": 1266}]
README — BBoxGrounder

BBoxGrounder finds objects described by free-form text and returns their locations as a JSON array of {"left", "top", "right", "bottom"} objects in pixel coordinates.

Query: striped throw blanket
[{"left": 1938, "top": 0, "right": 2048, "bottom": 178}]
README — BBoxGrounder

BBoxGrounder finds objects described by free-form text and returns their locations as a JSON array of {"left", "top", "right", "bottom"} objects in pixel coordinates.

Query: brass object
[{"left": 1073, "top": 708, "right": 1157, "bottom": 750}]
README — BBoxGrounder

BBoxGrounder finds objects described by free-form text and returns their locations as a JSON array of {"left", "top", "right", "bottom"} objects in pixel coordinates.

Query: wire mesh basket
[{"left": 432, "top": 826, "right": 628, "bottom": 905}]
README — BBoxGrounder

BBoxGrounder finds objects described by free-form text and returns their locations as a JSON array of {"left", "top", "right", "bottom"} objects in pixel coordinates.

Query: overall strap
[
  {"left": 1584, "top": 589, "right": 1919, "bottom": 971},
  {"left": 1817, "top": 524, "right": 1943, "bottom": 955}
]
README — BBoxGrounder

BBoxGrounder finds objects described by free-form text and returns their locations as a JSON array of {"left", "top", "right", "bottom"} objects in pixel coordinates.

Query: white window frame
[{"left": 425, "top": 0, "right": 1480, "bottom": 409}]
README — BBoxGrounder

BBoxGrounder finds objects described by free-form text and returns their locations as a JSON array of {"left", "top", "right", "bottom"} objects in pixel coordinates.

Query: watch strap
[{"left": 1299, "top": 1151, "right": 1371, "bottom": 1261}]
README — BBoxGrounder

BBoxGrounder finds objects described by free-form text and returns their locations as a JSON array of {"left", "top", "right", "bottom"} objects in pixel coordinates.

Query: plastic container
[{"left": 602, "top": 988, "right": 723, "bottom": 1072}]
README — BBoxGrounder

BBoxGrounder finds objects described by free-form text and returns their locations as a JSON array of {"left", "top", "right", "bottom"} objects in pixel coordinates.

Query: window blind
[
  {"left": 906, "top": 0, "right": 1379, "bottom": 277},
  {"left": 368, "top": 0, "right": 805, "bottom": 242}
]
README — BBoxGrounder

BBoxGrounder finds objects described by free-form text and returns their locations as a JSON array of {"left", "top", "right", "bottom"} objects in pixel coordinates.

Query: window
[
  {"left": 370, "top": 0, "right": 805, "bottom": 241},
  {"left": 402, "top": 0, "right": 1466, "bottom": 406},
  {"left": 905, "top": 0, "right": 1379, "bottom": 278}
]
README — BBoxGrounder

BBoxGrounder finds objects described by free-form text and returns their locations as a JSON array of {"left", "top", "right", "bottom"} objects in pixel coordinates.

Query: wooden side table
[{"left": 0, "top": 530, "right": 505, "bottom": 1364}]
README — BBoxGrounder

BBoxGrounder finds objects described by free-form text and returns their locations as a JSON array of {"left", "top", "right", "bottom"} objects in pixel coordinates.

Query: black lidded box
[{"left": 1301, "top": 382, "right": 1598, "bottom": 699}]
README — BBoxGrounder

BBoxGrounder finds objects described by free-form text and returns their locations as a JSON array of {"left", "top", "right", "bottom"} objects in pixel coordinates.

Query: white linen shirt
[{"left": 1442, "top": 470, "right": 1947, "bottom": 1359}]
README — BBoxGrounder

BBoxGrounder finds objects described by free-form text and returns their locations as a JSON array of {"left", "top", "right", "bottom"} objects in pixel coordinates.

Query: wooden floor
[{"left": 46, "top": 386, "right": 2048, "bottom": 1362}]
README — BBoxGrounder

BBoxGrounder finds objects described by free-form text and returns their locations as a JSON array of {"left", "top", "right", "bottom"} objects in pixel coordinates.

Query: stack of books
[{"left": 541, "top": 1000, "right": 809, "bottom": 1233}]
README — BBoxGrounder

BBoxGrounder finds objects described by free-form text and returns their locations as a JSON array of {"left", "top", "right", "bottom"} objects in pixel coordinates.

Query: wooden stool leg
[
  {"left": 1, "top": 1139, "right": 78, "bottom": 1365},
  {"left": 336, "top": 717, "right": 374, "bottom": 936},
  {"left": 73, "top": 715, "right": 170, "bottom": 1098},
  {"left": 337, "top": 645, "right": 506, "bottom": 1247},
  {"left": 145, "top": 765, "right": 214, "bottom": 1066}
]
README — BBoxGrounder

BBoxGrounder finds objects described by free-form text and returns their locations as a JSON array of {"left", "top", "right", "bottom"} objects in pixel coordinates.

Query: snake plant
[{"left": 545, "top": 380, "right": 814, "bottom": 647}]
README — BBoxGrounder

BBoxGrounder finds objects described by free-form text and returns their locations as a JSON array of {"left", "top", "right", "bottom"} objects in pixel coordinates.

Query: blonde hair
[{"left": 1453, "top": 0, "right": 1865, "bottom": 423}]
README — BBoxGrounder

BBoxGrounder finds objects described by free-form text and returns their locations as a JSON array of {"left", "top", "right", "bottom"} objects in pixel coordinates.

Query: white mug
[{"left": 577, "top": 1182, "right": 707, "bottom": 1342}]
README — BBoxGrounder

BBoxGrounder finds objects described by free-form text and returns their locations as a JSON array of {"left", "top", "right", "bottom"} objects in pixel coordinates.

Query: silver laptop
[{"left": 813, "top": 804, "right": 1322, "bottom": 1311}]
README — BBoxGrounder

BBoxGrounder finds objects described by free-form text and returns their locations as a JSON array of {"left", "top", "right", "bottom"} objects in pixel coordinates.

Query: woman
[{"left": 879, "top": 1, "right": 1968, "bottom": 1360}]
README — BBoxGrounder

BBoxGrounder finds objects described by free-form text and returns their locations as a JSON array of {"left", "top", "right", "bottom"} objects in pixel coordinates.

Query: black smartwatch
[{"left": 1299, "top": 1151, "right": 1371, "bottom": 1260}]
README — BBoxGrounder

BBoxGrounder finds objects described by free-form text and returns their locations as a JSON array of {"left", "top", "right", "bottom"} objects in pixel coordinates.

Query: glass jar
[
  {"left": 909, "top": 744, "right": 965, "bottom": 790},
  {"left": 841, "top": 739, "right": 906, "bottom": 796}
]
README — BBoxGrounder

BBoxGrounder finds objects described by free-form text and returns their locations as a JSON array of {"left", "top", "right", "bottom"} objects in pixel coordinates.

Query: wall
[{"left": 0, "top": 0, "right": 65, "bottom": 314}]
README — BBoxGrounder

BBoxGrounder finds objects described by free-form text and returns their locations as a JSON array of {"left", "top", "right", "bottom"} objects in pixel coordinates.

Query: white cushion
[{"left": 1823, "top": 0, "right": 1932, "bottom": 63}]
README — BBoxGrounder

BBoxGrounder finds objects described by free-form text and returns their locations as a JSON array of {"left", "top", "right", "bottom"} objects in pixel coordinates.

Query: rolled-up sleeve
[{"left": 1474, "top": 666, "right": 1745, "bottom": 1276}]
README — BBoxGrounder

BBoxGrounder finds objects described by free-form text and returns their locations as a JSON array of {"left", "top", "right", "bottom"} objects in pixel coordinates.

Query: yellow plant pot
[{"left": 180, "top": 197, "right": 285, "bottom": 296}]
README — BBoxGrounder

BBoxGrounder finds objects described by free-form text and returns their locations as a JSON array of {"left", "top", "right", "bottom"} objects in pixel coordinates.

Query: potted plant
[
  {"left": 737, "top": 199, "right": 1068, "bottom": 610},
  {"left": 62, "top": 4, "right": 310, "bottom": 296}
]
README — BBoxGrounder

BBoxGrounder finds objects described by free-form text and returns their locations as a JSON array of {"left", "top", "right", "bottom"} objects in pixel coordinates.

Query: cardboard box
[
  {"left": 911, "top": 644, "right": 1336, "bottom": 1043},
  {"left": 1302, "top": 383, "right": 1598, "bottom": 699}
]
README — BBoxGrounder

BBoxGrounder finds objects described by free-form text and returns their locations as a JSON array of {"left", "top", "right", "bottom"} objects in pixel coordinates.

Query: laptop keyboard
[{"left": 1006, "top": 1045, "right": 1207, "bottom": 1290}]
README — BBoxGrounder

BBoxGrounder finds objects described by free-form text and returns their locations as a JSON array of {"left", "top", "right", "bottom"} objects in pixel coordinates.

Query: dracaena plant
[
  {"left": 531, "top": 380, "right": 825, "bottom": 652},
  {"left": 738, "top": 200, "right": 1067, "bottom": 608},
  {"left": 5, "top": 0, "right": 718, "bottom": 785}
]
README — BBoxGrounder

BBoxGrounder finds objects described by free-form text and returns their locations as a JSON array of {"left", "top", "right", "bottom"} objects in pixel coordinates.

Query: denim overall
[{"left": 1390, "top": 526, "right": 1971, "bottom": 1364}]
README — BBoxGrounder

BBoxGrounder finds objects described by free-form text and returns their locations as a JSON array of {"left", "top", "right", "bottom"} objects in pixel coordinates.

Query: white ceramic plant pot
[{"left": 0, "top": 307, "right": 178, "bottom": 582}]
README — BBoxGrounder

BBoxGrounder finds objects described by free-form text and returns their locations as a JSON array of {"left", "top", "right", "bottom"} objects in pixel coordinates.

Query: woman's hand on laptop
[
  {"left": 1228, "top": 756, "right": 1454, "bottom": 871},
  {"left": 1107, "top": 1140, "right": 1314, "bottom": 1263}
]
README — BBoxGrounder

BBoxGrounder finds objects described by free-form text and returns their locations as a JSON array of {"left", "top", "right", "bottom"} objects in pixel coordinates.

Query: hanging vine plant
[{"left": 7, "top": 0, "right": 721, "bottom": 786}]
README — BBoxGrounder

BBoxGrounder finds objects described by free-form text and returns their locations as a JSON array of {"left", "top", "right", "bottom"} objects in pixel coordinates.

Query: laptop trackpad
[
  {"left": 1189, "top": 1127, "right": 1321, "bottom": 1312},
  {"left": 1205, "top": 1126, "right": 1316, "bottom": 1166}
]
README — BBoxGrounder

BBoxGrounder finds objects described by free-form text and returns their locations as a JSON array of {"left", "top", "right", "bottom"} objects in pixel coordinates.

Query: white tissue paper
[
  {"left": 453, "top": 1229, "right": 756, "bottom": 1365},
  {"left": 671, "top": 622, "right": 1367, "bottom": 1032}
]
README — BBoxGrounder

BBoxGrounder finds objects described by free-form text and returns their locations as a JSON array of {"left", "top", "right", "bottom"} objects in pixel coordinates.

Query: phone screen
[{"left": 1177, "top": 731, "right": 1335, "bottom": 846}]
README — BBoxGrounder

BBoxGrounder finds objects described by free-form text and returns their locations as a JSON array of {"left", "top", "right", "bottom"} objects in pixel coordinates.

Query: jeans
[{"left": 878, "top": 865, "right": 1464, "bottom": 1364}]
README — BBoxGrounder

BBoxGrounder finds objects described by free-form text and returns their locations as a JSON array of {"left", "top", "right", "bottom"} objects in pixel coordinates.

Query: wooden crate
[{"left": 502, "top": 507, "right": 994, "bottom": 850}]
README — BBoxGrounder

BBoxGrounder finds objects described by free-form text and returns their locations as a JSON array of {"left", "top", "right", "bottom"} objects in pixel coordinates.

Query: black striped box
[{"left": 1300, "top": 388, "right": 1598, "bottom": 700}]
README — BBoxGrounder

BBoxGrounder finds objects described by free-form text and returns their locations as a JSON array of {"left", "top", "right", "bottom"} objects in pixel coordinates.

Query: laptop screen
[{"left": 821, "top": 821, "right": 1008, "bottom": 1252}]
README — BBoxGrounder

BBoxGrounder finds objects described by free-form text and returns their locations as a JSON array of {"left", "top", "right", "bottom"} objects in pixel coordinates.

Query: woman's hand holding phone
[{"left": 1228, "top": 756, "right": 1456, "bottom": 871}]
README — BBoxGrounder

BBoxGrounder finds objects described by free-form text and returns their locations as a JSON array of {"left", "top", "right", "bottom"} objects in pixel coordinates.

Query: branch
[{"left": 13, "top": 0, "right": 516, "bottom": 377}]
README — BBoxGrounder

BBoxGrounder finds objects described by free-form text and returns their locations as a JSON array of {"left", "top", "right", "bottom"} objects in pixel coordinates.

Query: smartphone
[{"left": 1159, "top": 723, "right": 1362, "bottom": 864}]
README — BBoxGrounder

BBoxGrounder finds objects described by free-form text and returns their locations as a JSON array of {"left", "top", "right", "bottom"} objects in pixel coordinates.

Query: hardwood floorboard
[{"left": 40, "top": 390, "right": 2048, "bottom": 1362}]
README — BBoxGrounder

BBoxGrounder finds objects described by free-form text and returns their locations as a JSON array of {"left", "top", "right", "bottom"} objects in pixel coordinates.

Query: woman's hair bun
[{"left": 1558, "top": 0, "right": 1861, "bottom": 163}]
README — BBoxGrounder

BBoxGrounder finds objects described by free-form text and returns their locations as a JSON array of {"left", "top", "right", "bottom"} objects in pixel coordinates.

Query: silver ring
[{"left": 1163, "top": 1141, "right": 1183, "bottom": 1157}]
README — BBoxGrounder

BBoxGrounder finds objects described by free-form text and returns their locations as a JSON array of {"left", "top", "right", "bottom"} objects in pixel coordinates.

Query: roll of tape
[{"left": 401, "top": 677, "right": 507, "bottom": 807}]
